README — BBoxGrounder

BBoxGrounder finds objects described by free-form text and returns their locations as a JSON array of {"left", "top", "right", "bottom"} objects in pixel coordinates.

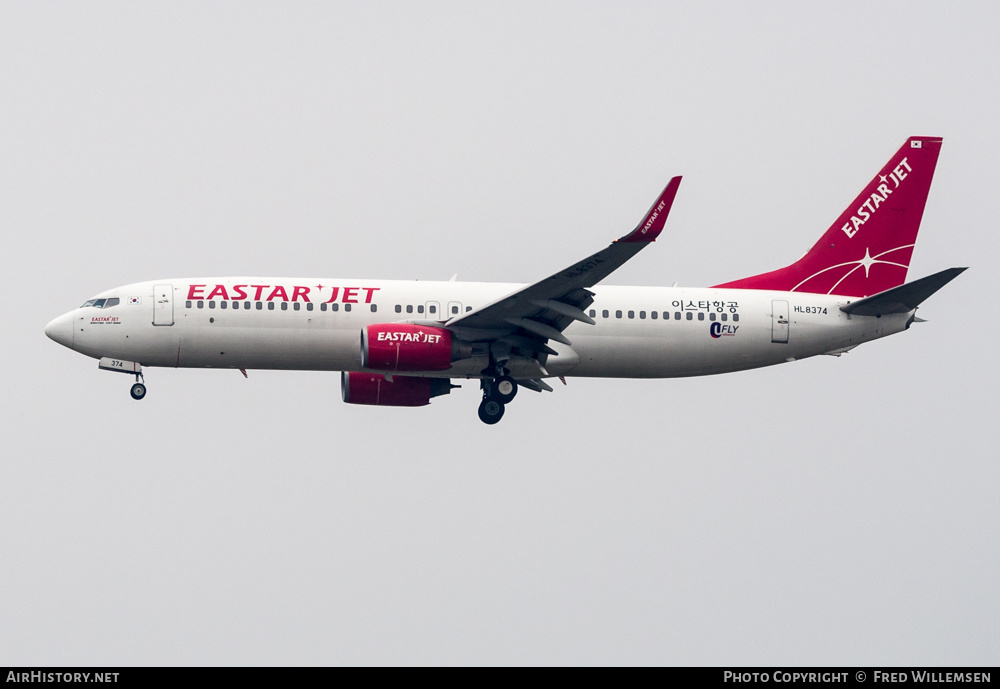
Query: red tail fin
[{"left": 714, "top": 137, "right": 943, "bottom": 297}]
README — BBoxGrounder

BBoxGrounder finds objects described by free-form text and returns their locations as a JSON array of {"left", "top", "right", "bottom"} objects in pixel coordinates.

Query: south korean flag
[
  {"left": 128, "top": 296, "right": 141, "bottom": 305},
  {"left": 911, "top": 140, "right": 922, "bottom": 148}
]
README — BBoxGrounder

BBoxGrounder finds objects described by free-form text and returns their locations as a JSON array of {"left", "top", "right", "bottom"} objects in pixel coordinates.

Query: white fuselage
[{"left": 47, "top": 278, "right": 912, "bottom": 380}]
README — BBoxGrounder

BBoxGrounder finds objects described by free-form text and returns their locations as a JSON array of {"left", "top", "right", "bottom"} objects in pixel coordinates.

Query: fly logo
[
  {"left": 841, "top": 158, "right": 913, "bottom": 239},
  {"left": 710, "top": 322, "right": 738, "bottom": 338}
]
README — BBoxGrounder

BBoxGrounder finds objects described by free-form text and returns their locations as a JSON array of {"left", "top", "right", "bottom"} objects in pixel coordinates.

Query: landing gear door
[
  {"left": 771, "top": 299, "right": 789, "bottom": 344},
  {"left": 153, "top": 284, "right": 174, "bottom": 326}
]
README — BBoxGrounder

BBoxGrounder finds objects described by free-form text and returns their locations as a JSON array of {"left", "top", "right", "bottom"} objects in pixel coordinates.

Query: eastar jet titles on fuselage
[{"left": 45, "top": 137, "right": 966, "bottom": 424}]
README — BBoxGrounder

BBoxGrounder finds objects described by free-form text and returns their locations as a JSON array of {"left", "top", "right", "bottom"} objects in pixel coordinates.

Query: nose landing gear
[
  {"left": 98, "top": 357, "right": 147, "bottom": 400},
  {"left": 130, "top": 379, "right": 147, "bottom": 400}
]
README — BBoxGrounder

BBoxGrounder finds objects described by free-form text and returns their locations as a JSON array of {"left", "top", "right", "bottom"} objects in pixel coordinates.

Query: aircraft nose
[{"left": 45, "top": 312, "right": 74, "bottom": 349}]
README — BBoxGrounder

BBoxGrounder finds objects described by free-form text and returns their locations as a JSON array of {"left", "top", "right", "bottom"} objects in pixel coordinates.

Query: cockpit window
[{"left": 79, "top": 297, "right": 119, "bottom": 308}]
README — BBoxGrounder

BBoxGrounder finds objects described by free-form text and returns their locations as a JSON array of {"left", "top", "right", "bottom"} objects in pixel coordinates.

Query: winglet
[{"left": 618, "top": 176, "right": 682, "bottom": 243}]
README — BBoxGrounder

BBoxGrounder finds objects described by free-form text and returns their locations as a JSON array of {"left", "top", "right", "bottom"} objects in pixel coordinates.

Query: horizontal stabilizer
[{"left": 840, "top": 267, "right": 967, "bottom": 316}]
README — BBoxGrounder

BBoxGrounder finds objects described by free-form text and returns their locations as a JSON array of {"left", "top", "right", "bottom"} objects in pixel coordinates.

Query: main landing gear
[
  {"left": 478, "top": 396, "right": 504, "bottom": 424},
  {"left": 477, "top": 367, "right": 519, "bottom": 425}
]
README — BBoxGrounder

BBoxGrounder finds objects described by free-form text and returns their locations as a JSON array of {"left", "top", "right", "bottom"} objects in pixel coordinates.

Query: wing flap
[{"left": 516, "top": 378, "right": 555, "bottom": 393}]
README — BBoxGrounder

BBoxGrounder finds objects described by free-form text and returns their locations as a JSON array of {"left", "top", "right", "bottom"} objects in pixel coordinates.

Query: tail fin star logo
[{"left": 791, "top": 244, "right": 915, "bottom": 294}]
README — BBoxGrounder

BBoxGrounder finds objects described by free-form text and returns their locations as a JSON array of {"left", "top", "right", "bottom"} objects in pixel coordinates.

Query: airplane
[{"left": 45, "top": 136, "right": 965, "bottom": 424}]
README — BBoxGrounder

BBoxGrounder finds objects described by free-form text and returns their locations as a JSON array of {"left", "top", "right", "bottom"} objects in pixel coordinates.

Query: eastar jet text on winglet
[{"left": 46, "top": 138, "right": 965, "bottom": 424}]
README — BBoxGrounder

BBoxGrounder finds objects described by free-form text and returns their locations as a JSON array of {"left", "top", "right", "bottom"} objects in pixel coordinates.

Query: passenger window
[
  {"left": 221, "top": 301, "right": 228, "bottom": 309},
  {"left": 371, "top": 304, "right": 377, "bottom": 312},
  {"left": 256, "top": 302, "right": 263, "bottom": 310},
  {"left": 651, "top": 311, "right": 657, "bottom": 320},
  {"left": 685, "top": 312, "right": 692, "bottom": 320},
  {"left": 733, "top": 313, "right": 740, "bottom": 322},
  {"left": 721, "top": 313, "right": 727, "bottom": 321},
  {"left": 345, "top": 304, "right": 352, "bottom": 312},
  {"left": 307, "top": 303, "right": 313, "bottom": 311},
  {"left": 395, "top": 305, "right": 402, "bottom": 313},
  {"left": 451, "top": 305, "right": 458, "bottom": 314},
  {"left": 589, "top": 309, "right": 596, "bottom": 318},
  {"left": 697, "top": 312, "right": 704, "bottom": 321},
  {"left": 209, "top": 301, "right": 216, "bottom": 309},
  {"left": 197, "top": 301, "right": 204, "bottom": 309},
  {"left": 663, "top": 312, "right": 670, "bottom": 320},
  {"left": 639, "top": 311, "right": 646, "bottom": 319},
  {"left": 232, "top": 301, "right": 239, "bottom": 309},
  {"left": 331, "top": 303, "right": 339, "bottom": 311},
  {"left": 602, "top": 310, "right": 609, "bottom": 318},
  {"left": 186, "top": 300, "right": 192, "bottom": 308},
  {"left": 268, "top": 302, "right": 275, "bottom": 310},
  {"left": 417, "top": 305, "right": 424, "bottom": 314},
  {"left": 709, "top": 312, "right": 716, "bottom": 321},
  {"left": 245, "top": 302, "right": 251, "bottom": 310},
  {"left": 406, "top": 305, "right": 413, "bottom": 314},
  {"left": 675, "top": 312, "right": 681, "bottom": 320},
  {"left": 429, "top": 305, "right": 436, "bottom": 314},
  {"left": 281, "top": 302, "right": 288, "bottom": 311},
  {"left": 616, "top": 310, "right": 622, "bottom": 319},
  {"left": 628, "top": 310, "right": 634, "bottom": 319},
  {"left": 466, "top": 306, "right": 472, "bottom": 312},
  {"left": 293, "top": 303, "right": 300, "bottom": 311}
]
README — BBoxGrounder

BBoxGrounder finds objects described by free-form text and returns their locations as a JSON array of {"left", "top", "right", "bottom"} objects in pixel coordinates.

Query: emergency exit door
[
  {"left": 771, "top": 299, "right": 789, "bottom": 343},
  {"left": 153, "top": 284, "right": 174, "bottom": 326}
]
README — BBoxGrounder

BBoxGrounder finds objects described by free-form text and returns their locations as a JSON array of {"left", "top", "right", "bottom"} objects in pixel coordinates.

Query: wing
[{"left": 444, "top": 177, "right": 682, "bottom": 361}]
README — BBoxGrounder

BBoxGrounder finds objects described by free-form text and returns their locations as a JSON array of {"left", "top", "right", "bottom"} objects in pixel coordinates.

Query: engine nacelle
[
  {"left": 341, "top": 372, "right": 453, "bottom": 407},
  {"left": 362, "top": 323, "right": 470, "bottom": 372}
]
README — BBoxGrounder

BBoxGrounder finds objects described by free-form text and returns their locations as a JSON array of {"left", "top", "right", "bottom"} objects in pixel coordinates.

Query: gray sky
[{"left": 2, "top": 1, "right": 996, "bottom": 665}]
